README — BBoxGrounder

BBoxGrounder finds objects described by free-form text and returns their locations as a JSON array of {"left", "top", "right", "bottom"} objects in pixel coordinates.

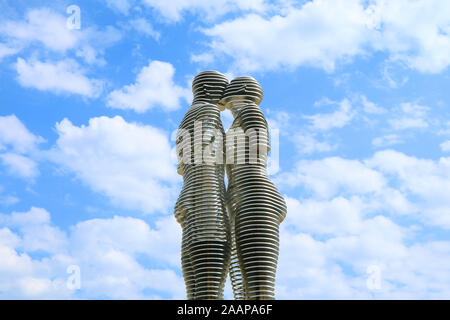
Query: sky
[{"left": 0, "top": 0, "right": 450, "bottom": 299}]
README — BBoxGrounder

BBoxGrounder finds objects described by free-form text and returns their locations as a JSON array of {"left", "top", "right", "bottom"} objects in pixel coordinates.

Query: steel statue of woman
[{"left": 219, "top": 76, "right": 287, "bottom": 300}]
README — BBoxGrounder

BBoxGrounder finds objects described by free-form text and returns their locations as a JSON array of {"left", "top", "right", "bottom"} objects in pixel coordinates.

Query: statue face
[
  {"left": 219, "top": 77, "right": 263, "bottom": 110},
  {"left": 192, "top": 71, "right": 228, "bottom": 104},
  {"left": 197, "top": 82, "right": 227, "bottom": 103}
]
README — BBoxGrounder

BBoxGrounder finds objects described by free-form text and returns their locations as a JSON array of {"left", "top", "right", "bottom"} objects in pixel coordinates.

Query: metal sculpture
[
  {"left": 220, "top": 76, "right": 287, "bottom": 300},
  {"left": 174, "top": 71, "right": 231, "bottom": 300},
  {"left": 175, "top": 72, "right": 286, "bottom": 300}
]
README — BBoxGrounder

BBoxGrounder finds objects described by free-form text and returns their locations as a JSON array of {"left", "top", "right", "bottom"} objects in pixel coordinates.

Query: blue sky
[{"left": 0, "top": 0, "right": 450, "bottom": 299}]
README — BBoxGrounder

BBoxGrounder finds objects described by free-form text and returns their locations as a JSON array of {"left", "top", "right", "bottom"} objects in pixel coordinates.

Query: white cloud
[
  {"left": 0, "top": 227, "right": 21, "bottom": 248},
  {"left": 382, "top": 62, "right": 409, "bottom": 88},
  {"left": 74, "top": 26, "right": 122, "bottom": 66},
  {"left": 280, "top": 150, "right": 450, "bottom": 229},
  {"left": 0, "top": 195, "right": 19, "bottom": 206},
  {"left": 293, "top": 134, "right": 337, "bottom": 155},
  {"left": 367, "top": 150, "right": 450, "bottom": 228},
  {"left": 129, "top": 18, "right": 160, "bottom": 39},
  {"left": 0, "top": 43, "right": 18, "bottom": 61},
  {"left": 360, "top": 95, "right": 387, "bottom": 114},
  {"left": 372, "top": 134, "right": 403, "bottom": 147},
  {"left": 0, "top": 207, "right": 67, "bottom": 254},
  {"left": 0, "top": 207, "right": 50, "bottom": 226},
  {"left": 107, "top": 60, "right": 191, "bottom": 112},
  {"left": 0, "top": 115, "right": 42, "bottom": 180},
  {"left": 71, "top": 215, "right": 181, "bottom": 267},
  {"left": 0, "top": 8, "right": 78, "bottom": 51},
  {"left": 276, "top": 150, "right": 450, "bottom": 298},
  {"left": 50, "top": 116, "right": 180, "bottom": 214},
  {"left": 17, "top": 277, "right": 63, "bottom": 297},
  {"left": 277, "top": 211, "right": 450, "bottom": 298},
  {"left": 190, "top": 53, "right": 214, "bottom": 65},
  {"left": 0, "top": 245, "right": 34, "bottom": 277},
  {"left": 0, "top": 207, "right": 184, "bottom": 299},
  {"left": 103, "top": 0, "right": 133, "bottom": 14},
  {"left": 142, "top": 0, "right": 267, "bottom": 22},
  {"left": 304, "top": 99, "right": 354, "bottom": 131},
  {"left": 0, "top": 115, "right": 43, "bottom": 154},
  {"left": 15, "top": 58, "right": 103, "bottom": 98},
  {"left": 0, "top": 153, "right": 39, "bottom": 179},
  {"left": 371, "top": 0, "right": 450, "bottom": 73},
  {"left": 441, "top": 140, "right": 450, "bottom": 152},
  {"left": 280, "top": 156, "right": 386, "bottom": 198},
  {"left": 69, "top": 215, "right": 184, "bottom": 299},
  {"left": 389, "top": 103, "right": 430, "bottom": 130},
  {"left": 201, "top": 0, "right": 450, "bottom": 73},
  {"left": 285, "top": 196, "right": 363, "bottom": 236},
  {"left": 0, "top": 8, "right": 121, "bottom": 65},
  {"left": 203, "top": 0, "right": 369, "bottom": 72},
  {"left": 277, "top": 214, "right": 414, "bottom": 299}
]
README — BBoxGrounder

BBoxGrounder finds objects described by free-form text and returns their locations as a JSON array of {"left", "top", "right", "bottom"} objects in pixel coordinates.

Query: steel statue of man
[{"left": 174, "top": 71, "right": 231, "bottom": 300}]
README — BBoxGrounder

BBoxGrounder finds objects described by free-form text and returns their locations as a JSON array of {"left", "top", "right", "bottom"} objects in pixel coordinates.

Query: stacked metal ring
[
  {"left": 226, "top": 179, "right": 246, "bottom": 299},
  {"left": 222, "top": 77, "right": 287, "bottom": 300},
  {"left": 174, "top": 71, "right": 231, "bottom": 300}
]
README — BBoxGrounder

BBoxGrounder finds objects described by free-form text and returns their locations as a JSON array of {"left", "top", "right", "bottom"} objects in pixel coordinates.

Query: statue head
[
  {"left": 192, "top": 71, "right": 228, "bottom": 105},
  {"left": 219, "top": 76, "right": 263, "bottom": 110}
]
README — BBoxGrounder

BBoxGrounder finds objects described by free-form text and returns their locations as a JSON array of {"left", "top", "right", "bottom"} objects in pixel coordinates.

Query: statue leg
[
  {"left": 181, "top": 230, "right": 195, "bottom": 299},
  {"left": 190, "top": 240, "right": 231, "bottom": 300},
  {"left": 229, "top": 218, "right": 246, "bottom": 299},
  {"left": 235, "top": 214, "right": 280, "bottom": 300}
]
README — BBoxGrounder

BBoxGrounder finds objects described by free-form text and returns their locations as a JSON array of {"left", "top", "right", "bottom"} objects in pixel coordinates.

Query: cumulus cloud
[
  {"left": 0, "top": 153, "right": 39, "bottom": 179},
  {"left": 279, "top": 149, "right": 450, "bottom": 228},
  {"left": 50, "top": 116, "right": 180, "bottom": 214},
  {"left": 68, "top": 215, "right": 184, "bottom": 299},
  {"left": 0, "top": 8, "right": 78, "bottom": 51},
  {"left": 0, "top": 208, "right": 72, "bottom": 300},
  {"left": 0, "top": 8, "right": 122, "bottom": 65},
  {"left": 201, "top": 0, "right": 450, "bottom": 73},
  {"left": 203, "top": 0, "right": 369, "bottom": 72},
  {"left": 0, "top": 115, "right": 43, "bottom": 180},
  {"left": 0, "top": 207, "right": 184, "bottom": 299},
  {"left": 276, "top": 149, "right": 450, "bottom": 298},
  {"left": 367, "top": 150, "right": 450, "bottom": 228},
  {"left": 0, "top": 207, "right": 67, "bottom": 254},
  {"left": 285, "top": 196, "right": 363, "bottom": 236},
  {"left": 304, "top": 99, "right": 354, "bottom": 131},
  {"left": 107, "top": 61, "right": 191, "bottom": 112},
  {"left": 372, "top": 0, "right": 450, "bottom": 73},
  {"left": 279, "top": 156, "right": 386, "bottom": 198},
  {"left": 280, "top": 220, "right": 450, "bottom": 299},
  {"left": 0, "top": 115, "right": 43, "bottom": 154},
  {"left": 388, "top": 103, "right": 430, "bottom": 130},
  {"left": 15, "top": 58, "right": 103, "bottom": 98}
]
